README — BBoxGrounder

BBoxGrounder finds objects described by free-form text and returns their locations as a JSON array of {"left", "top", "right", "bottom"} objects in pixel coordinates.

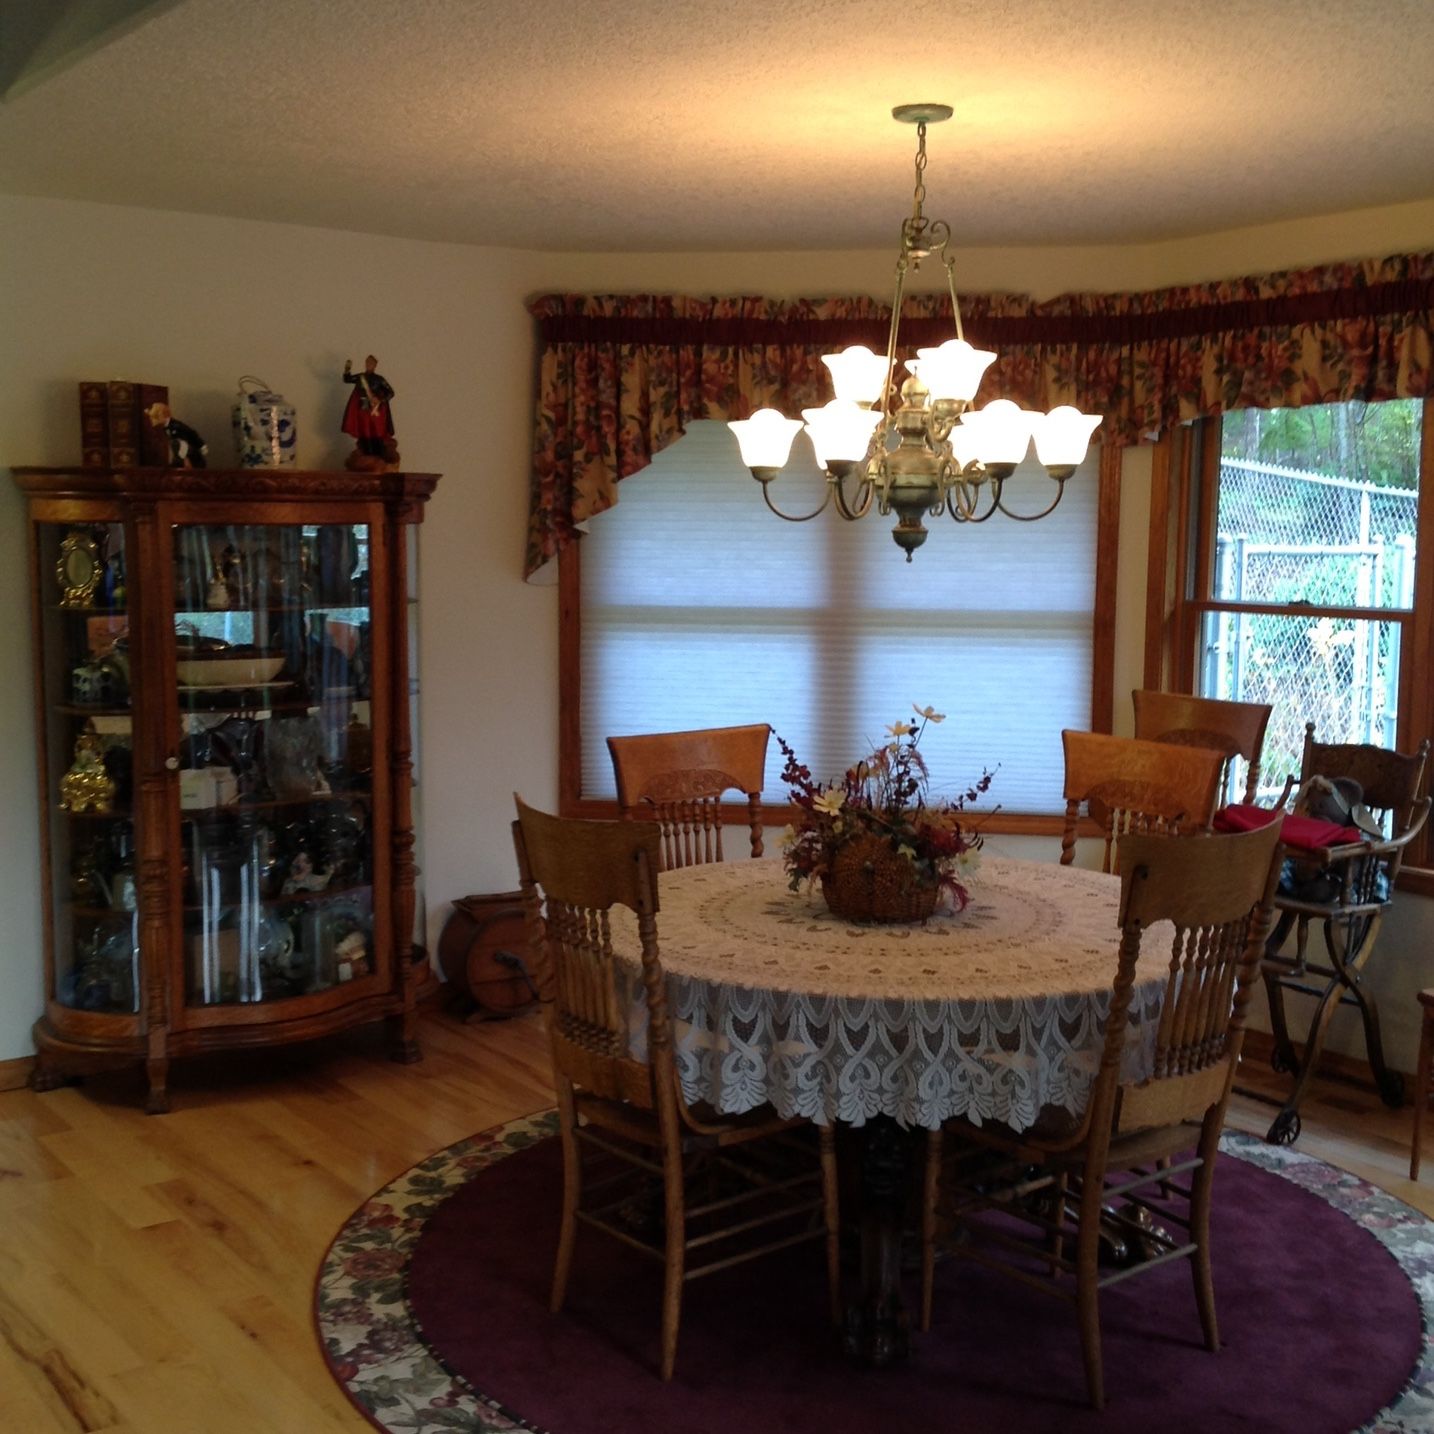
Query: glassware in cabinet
[{"left": 171, "top": 520, "right": 378, "bottom": 1008}]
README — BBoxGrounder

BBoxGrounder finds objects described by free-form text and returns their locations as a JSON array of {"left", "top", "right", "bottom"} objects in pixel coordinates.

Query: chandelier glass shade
[{"left": 727, "top": 103, "right": 1102, "bottom": 560}]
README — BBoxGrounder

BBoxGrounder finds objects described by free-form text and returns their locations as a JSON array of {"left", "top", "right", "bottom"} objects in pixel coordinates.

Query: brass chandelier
[{"left": 728, "top": 103, "right": 1101, "bottom": 561}]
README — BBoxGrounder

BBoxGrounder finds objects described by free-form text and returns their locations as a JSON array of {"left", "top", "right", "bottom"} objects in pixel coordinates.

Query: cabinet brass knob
[{"left": 164, "top": 756, "right": 180, "bottom": 771}]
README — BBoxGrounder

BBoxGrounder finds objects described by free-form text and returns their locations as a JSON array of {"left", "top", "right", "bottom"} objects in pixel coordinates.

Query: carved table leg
[{"left": 842, "top": 1116, "right": 912, "bottom": 1367}]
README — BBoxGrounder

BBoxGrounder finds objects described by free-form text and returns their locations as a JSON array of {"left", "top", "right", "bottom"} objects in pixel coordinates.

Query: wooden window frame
[
  {"left": 557, "top": 444, "right": 1124, "bottom": 836},
  {"left": 1145, "top": 402, "right": 1434, "bottom": 892}
]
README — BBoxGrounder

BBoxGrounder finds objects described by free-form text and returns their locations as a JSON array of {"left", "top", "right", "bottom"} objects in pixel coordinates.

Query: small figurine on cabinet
[
  {"left": 143, "top": 401, "right": 208, "bottom": 469},
  {"left": 333, "top": 926, "right": 370, "bottom": 983},
  {"left": 282, "top": 849, "right": 333, "bottom": 895},
  {"left": 340, "top": 355, "right": 399, "bottom": 472},
  {"left": 59, "top": 724, "right": 117, "bottom": 814}
]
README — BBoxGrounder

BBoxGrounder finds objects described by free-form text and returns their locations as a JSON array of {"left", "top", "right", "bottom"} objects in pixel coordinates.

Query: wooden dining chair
[
  {"left": 607, "top": 723, "right": 770, "bottom": 870},
  {"left": 919, "top": 820, "right": 1284, "bottom": 1409},
  {"left": 1061, "top": 730, "right": 1225, "bottom": 873},
  {"left": 1132, "top": 689, "right": 1272, "bottom": 804},
  {"left": 511, "top": 795, "right": 839, "bottom": 1380}
]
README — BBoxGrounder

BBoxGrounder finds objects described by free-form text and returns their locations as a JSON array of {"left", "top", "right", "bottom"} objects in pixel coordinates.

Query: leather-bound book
[
  {"left": 106, "top": 380, "right": 139, "bottom": 467},
  {"left": 79, "top": 381, "right": 109, "bottom": 467}
]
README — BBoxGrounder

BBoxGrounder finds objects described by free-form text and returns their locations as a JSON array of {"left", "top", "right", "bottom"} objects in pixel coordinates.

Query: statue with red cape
[{"left": 341, "top": 355, "right": 399, "bottom": 471}]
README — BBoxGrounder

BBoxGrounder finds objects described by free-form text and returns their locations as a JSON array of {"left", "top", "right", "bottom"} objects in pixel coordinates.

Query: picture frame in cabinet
[{"left": 56, "top": 528, "right": 104, "bottom": 607}]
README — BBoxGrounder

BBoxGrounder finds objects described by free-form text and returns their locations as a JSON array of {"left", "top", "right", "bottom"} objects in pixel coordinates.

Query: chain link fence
[{"left": 1204, "top": 460, "right": 1418, "bottom": 798}]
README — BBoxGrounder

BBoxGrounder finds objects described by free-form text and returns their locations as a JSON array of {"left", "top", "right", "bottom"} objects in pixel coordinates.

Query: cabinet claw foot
[
  {"left": 388, "top": 1038, "right": 422, "bottom": 1064},
  {"left": 29, "top": 1062, "right": 76, "bottom": 1094}
]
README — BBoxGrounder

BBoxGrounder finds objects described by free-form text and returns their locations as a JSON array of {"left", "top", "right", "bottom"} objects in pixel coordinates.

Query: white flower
[
  {"left": 779, "top": 824, "right": 798, "bottom": 849},
  {"left": 886, "top": 720, "right": 917, "bottom": 737},
  {"left": 813, "top": 789, "right": 846, "bottom": 815},
  {"left": 913, "top": 703, "right": 946, "bottom": 723},
  {"left": 956, "top": 848, "right": 982, "bottom": 875}
]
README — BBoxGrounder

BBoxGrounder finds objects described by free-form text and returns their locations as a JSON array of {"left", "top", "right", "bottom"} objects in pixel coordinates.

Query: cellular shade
[{"left": 579, "top": 423, "right": 1097, "bottom": 813}]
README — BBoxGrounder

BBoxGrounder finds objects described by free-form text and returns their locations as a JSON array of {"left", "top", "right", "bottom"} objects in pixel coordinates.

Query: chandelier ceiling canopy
[{"left": 728, "top": 103, "right": 1101, "bottom": 560}]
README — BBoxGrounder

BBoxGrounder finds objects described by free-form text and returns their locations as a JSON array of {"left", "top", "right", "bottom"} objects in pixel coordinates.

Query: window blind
[{"left": 579, "top": 422, "right": 1097, "bottom": 813}]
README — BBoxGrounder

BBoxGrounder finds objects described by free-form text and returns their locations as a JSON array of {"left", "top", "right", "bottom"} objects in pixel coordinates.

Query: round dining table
[
  {"left": 640, "top": 854, "right": 1169, "bottom": 1134},
  {"left": 619, "top": 853, "right": 1175, "bottom": 1364}
]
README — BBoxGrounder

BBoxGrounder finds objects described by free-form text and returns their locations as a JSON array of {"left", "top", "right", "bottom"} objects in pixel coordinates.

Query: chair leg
[
  {"left": 919, "top": 1129, "right": 941, "bottom": 1333},
  {"left": 659, "top": 1146, "right": 686, "bottom": 1381},
  {"left": 1413, "top": 1012, "right": 1434, "bottom": 1181},
  {"left": 820, "top": 1123, "right": 842, "bottom": 1329},
  {"left": 1189, "top": 1113, "right": 1222, "bottom": 1352},
  {"left": 550, "top": 1083, "right": 581, "bottom": 1314},
  {"left": 1048, "top": 1170, "right": 1068, "bottom": 1276},
  {"left": 1075, "top": 1171, "right": 1105, "bottom": 1410}
]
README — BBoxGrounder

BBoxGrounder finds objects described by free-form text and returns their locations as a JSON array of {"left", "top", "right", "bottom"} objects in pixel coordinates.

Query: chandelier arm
[
  {"left": 831, "top": 472, "right": 876, "bottom": 521},
  {"left": 946, "top": 478, "right": 1003, "bottom": 524},
  {"left": 758, "top": 480, "right": 835, "bottom": 523},
  {"left": 994, "top": 478, "right": 1070, "bottom": 522}
]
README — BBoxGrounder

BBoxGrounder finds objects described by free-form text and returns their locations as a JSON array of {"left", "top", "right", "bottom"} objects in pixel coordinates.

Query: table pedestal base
[{"left": 842, "top": 1117, "right": 913, "bottom": 1367}]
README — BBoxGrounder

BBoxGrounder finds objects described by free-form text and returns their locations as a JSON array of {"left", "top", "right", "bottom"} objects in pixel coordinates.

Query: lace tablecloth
[{"left": 614, "top": 856, "right": 1170, "bottom": 1132}]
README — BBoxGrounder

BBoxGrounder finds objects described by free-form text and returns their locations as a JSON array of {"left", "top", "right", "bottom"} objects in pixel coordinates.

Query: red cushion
[{"left": 1214, "top": 803, "right": 1365, "bottom": 852}]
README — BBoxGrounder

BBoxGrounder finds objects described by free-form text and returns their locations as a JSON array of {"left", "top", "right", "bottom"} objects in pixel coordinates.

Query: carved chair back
[
  {"left": 512, "top": 796, "right": 670, "bottom": 1111},
  {"left": 607, "top": 723, "right": 770, "bottom": 870},
  {"left": 1132, "top": 689, "right": 1272, "bottom": 803},
  {"left": 1061, "top": 730, "right": 1224, "bottom": 873},
  {"left": 1079, "top": 821, "right": 1283, "bottom": 1151},
  {"left": 1296, "top": 722, "right": 1430, "bottom": 836}
]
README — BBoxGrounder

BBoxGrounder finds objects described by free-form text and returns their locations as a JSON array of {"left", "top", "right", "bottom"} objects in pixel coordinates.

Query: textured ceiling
[{"left": 1, "top": 0, "right": 1432, "bottom": 251}]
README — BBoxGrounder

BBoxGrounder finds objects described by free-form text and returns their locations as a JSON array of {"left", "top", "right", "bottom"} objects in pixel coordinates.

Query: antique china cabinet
[{"left": 12, "top": 466, "right": 439, "bottom": 1111}]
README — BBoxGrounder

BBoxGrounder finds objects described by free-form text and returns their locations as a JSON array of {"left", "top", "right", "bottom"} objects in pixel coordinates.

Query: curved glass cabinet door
[
  {"left": 172, "top": 520, "right": 379, "bottom": 1006},
  {"left": 36, "top": 519, "right": 139, "bottom": 1014}
]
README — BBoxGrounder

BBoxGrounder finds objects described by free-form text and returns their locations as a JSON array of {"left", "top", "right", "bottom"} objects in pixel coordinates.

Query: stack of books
[{"left": 78, "top": 380, "right": 170, "bottom": 467}]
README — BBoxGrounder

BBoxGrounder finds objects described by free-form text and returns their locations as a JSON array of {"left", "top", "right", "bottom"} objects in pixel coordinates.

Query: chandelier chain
[{"left": 911, "top": 121, "right": 928, "bottom": 225}]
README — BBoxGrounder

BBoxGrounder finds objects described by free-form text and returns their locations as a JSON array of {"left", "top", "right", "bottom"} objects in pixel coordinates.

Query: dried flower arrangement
[{"left": 778, "top": 705, "right": 995, "bottom": 923}]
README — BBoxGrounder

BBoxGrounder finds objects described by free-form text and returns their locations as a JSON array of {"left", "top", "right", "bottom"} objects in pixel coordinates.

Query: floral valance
[{"left": 525, "top": 253, "right": 1434, "bottom": 577}]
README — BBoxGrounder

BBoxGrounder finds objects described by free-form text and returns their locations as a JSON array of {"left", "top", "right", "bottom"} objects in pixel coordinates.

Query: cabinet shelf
[
  {"left": 173, "top": 601, "right": 368, "bottom": 616},
  {"left": 183, "top": 789, "right": 372, "bottom": 815},
  {"left": 17, "top": 466, "right": 439, "bottom": 1111},
  {"left": 55, "top": 703, "right": 132, "bottom": 717},
  {"left": 179, "top": 880, "right": 372, "bottom": 915}
]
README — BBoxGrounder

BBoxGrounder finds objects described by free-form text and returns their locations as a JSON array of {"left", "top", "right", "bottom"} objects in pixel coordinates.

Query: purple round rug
[{"left": 316, "top": 1113, "right": 1433, "bottom": 1434}]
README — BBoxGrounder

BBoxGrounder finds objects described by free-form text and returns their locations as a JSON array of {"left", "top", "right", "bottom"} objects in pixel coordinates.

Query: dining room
[{"left": 3, "top": 2, "right": 1434, "bottom": 1431}]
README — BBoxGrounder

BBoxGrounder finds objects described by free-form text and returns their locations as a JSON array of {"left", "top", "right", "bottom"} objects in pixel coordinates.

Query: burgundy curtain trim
[{"left": 535, "top": 278, "right": 1434, "bottom": 350}]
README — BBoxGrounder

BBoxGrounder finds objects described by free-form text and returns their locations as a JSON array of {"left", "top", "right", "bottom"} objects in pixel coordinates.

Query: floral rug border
[{"left": 314, "top": 1114, "right": 1434, "bottom": 1434}]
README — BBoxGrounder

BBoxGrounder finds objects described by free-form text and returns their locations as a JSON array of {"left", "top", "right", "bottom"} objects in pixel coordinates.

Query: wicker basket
[{"left": 820, "top": 834, "right": 941, "bottom": 924}]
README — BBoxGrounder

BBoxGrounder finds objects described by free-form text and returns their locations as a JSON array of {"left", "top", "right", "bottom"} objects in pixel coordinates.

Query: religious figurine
[
  {"left": 143, "top": 401, "right": 208, "bottom": 468},
  {"left": 341, "top": 355, "right": 399, "bottom": 472},
  {"left": 59, "top": 725, "right": 117, "bottom": 814}
]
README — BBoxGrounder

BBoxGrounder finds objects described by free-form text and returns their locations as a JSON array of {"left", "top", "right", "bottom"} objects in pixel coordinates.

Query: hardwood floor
[{"left": 0, "top": 1002, "right": 1428, "bottom": 1433}]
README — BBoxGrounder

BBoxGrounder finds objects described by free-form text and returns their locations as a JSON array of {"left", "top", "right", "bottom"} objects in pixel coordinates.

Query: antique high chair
[{"left": 1258, "top": 723, "right": 1430, "bottom": 1145}]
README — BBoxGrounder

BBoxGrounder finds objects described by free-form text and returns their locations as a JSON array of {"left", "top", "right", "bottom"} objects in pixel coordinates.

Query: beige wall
[{"left": 3, "top": 191, "right": 1433, "bottom": 1077}]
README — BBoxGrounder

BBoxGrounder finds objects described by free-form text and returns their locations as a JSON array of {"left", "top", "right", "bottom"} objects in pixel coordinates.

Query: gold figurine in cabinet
[{"left": 59, "top": 723, "right": 116, "bottom": 813}]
